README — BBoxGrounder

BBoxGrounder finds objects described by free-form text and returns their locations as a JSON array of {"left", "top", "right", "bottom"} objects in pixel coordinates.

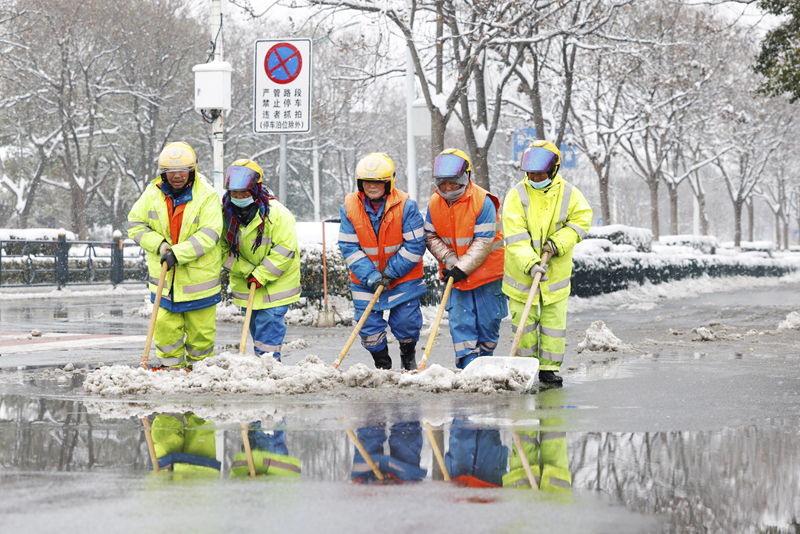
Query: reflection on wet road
[{"left": 2, "top": 386, "right": 799, "bottom": 533}]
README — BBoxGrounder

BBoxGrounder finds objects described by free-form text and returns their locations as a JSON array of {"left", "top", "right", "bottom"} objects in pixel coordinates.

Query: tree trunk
[
  {"left": 472, "top": 146, "right": 490, "bottom": 192},
  {"left": 71, "top": 187, "right": 88, "bottom": 240},
  {"left": 733, "top": 199, "right": 743, "bottom": 248},
  {"left": 667, "top": 182, "right": 678, "bottom": 235},
  {"left": 598, "top": 170, "right": 611, "bottom": 225},
  {"left": 423, "top": 111, "right": 446, "bottom": 201},
  {"left": 698, "top": 188, "right": 709, "bottom": 236},
  {"left": 649, "top": 178, "right": 660, "bottom": 241},
  {"left": 747, "top": 200, "right": 754, "bottom": 242}
]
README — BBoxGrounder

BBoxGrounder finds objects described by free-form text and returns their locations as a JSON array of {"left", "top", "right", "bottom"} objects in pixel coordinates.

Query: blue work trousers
[
  {"left": 447, "top": 279, "right": 508, "bottom": 369},
  {"left": 246, "top": 305, "right": 289, "bottom": 360},
  {"left": 355, "top": 298, "right": 422, "bottom": 353}
]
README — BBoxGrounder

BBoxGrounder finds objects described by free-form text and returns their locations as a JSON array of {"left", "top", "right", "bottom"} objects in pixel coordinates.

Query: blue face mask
[
  {"left": 230, "top": 195, "right": 254, "bottom": 208},
  {"left": 530, "top": 178, "right": 552, "bottom": 190}
]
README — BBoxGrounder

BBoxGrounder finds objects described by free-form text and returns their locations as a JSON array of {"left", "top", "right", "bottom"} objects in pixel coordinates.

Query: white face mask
[
  {"left": 438, "top": 184, "right": 467, "bottom": 202},
  {"left": 530, "top": 178, "right": 552, "bottom": 190},
  {"left": 230, "top": 196, "right": 255, "bottom": 208}
]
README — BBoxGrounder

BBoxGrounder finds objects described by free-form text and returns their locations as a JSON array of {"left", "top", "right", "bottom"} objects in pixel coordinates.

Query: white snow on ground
[
  {"left": 82, "top": 352, "right": 536, "bottom": 397},
  {"left": 569, "top": 271, "right": 800, "bottom": 313},
  {"left": 576, "top": 320, "right": 625, "bottom": 353},
  {"left": 778, "top": 312, "right": 800, "bottom": 331},
  {"left": 0, "top": 286, "right": 149, "bottom": 301}
]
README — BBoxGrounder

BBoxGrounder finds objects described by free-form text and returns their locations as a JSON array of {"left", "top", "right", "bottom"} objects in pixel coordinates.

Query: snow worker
[
  {"left": 220, "top": 159, "right": 301, "bottom": 363},
  {"left": 230, "top": 421, "right": 301, "bottom": 478},
  {"left": 128, "top": 142, "right": 223, "bottom": 370},
  {"left": 350, "top": 422, "right": 427, "bottom": 483},
  {"left": 444, "top": 418, "right": 508, "bottom": 487},
  {"left": 424, "top": 149, "right": 507, "bottom": 369},
  {"left": 502, "top": 140, "right": 592, "bottom": 386},
  {"left": 149, "top": 412, "right": 220, "bottom": 477},
  {"left": 338, "top": 153, "right": 427, "bottom": 370}
]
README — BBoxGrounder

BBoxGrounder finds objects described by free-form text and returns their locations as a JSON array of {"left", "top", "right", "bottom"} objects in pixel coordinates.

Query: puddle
[{"left": 1, "top": 389, "right": 799, "bottom": 533}]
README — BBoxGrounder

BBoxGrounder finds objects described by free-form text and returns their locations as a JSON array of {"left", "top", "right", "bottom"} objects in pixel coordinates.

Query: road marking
[{"left": 0, "top": 333, "right": 146, "bottom": 354}]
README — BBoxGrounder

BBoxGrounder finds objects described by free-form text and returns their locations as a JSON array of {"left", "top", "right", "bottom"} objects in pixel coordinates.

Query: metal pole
[
  {"left": 211, "top": 0, "right": 226, "bottom": 197},
  {"left": 313, "top": 139, "right": 320, "bottom": 221},
  {"left": 405, "top": 46, "right": 417, "bottom": 202},
  {"left": 279, "top": 133, "right": 287, "bottom": 205}
]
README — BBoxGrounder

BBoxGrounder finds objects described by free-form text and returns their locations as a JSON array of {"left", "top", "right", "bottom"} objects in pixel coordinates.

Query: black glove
[
  {"left": 441, "top": 267, "right": 468, "bottom": 284},
  {"left": 161, "top": 250, "right": 177, "bottom": 270},
  {"left": 375, "top": 277, "right": 392, "bottom": 289},
  {"left": 247, "top": 275, "right": 262, "bottom": 289}
]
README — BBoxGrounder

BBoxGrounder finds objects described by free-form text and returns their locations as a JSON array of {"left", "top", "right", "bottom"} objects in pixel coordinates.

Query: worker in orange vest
[
  {"left": 337, "top": 153, "right": 427, "bottom": 370},
  {"left": 424, "top": 149, "right": 507, "bottom": 369}
]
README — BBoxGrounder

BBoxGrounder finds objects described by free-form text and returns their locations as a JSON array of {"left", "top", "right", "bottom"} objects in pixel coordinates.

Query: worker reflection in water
[
  {"left": 230, "top": 421, "right": 301, "bottom": 478},
  {"left": 150, "top": 412, "right": 220, "bottom": 477},
  {"left": 351, "top": 422, "right": 427, "bottom": 483}
]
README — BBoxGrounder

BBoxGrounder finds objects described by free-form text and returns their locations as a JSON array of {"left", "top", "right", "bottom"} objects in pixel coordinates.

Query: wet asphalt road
[{"left": 1, "top": 281, "right": 800, "bottom": 533}]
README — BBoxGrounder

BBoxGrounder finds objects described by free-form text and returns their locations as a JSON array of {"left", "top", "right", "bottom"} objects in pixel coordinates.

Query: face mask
[
  {"left": 230, "top": 196, "right": 254, "bottom": 208},
  {"left": 438, "top": 185, "right": 466, "bottom": 202},
  {"left": 530, "top": 178, "right": 552, "bottom": 190}
]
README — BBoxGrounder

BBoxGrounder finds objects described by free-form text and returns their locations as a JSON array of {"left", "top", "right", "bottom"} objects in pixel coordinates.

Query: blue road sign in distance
[{"left": 265, "top": 43, "right": 303, "bottom": 85}]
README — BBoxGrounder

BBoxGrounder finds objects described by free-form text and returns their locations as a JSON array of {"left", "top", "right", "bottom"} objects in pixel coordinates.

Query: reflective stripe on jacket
[
  {"left": 427, "top": 182, "right": 504, "bottom": 290},
  {"left": 222, "top": 200, "right": 301, "bottom": 310},
  {"left": 501, "top": 175, "right": 592, "bottom": 305},
  {"left": 127, "top": 173, "right": 223, "bottom": 303}
]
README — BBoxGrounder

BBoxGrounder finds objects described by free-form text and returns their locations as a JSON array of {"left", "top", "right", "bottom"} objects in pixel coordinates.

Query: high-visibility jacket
[
  {"left": 427, "top": 182, "right": 504, "bottom": 290},
  {"left": 230, "top": 450, "right": 301, "bottom": 478},
  {"left": 501, "top": 175, "right": 592, "bottom": 305},
  {"left": 502, "top": 430, "right": 572, "bottom": 492},
  {"left": 222, "top": 200, "right": 301, "bottom": 310},
  {"left": 338, "top": 189, "right": 427, "bottom": 311},
  {"left": 128, "top": 173, "right": 223, "bottom": 305}
]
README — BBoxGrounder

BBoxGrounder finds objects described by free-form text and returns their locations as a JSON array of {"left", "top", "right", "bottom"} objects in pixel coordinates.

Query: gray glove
[
  {"left": 543, "top": 240, "right": 558, "bottom": 257},
  {"left": 530, "top": 263, "right": 549, "bottom": 281},
  {"left": 158, "top": 241, "right": 171, "bottom": 256}
]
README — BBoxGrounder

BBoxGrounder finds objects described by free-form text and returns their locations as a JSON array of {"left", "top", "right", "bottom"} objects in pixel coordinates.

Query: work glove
[
  {"left": 374, "top": 277, "right": 392, "bottom": 289},
  {"left": 530, "top": 263, "right": 549, "bottom": 281},
  {"left": 441, "top": 266, "right": 468, "bottom": 284},
  {"left": 247, "top": 275, "right": 262, "bottom": 289},
  {"left": 158, "top": 242, "right": 171, "bottom": 256},
  {"left": 160, "top": 250, "right": 177, "bottom": 270},
  {"left": 543, "top": 240, "right": 558, "bottom": 257}
]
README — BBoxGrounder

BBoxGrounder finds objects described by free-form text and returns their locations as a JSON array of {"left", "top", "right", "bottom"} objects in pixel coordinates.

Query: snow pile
[
  {"left": 778, "top": 312, "right": 800, "bottom": 331},
  {"left": 82, "top": 353, "right": 535, "bottom": 396},
  {"left": 694, "top": 326, "right": 716, "bottom": 341},
  {"left": 587, "top": 224, "right": 653, "bottom": 252},
  {"left": 576, "top": 320, "right": 624, "bottom": 353},
  {"left": 0, "top": 228, "right": 76, "bottom": 241}
]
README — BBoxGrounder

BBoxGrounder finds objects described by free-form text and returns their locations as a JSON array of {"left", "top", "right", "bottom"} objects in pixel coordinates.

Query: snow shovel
[
  {"left": 417, "top": 277, "right": 455, "bottom": 371},
  {"left": 332, "top": 284, "right": 385, "bottom": 369},
  {"left": 239, "top": 282, "right": 257, "bottom": 355},
  {"left": 317, "top": 222, "right": 336, "bottom": 327},
  {"left": 508, "top": 251, "right": 553, "bottom": 358},
  {"left": 140, "top": 262, "right": 169, "bottom": 369}
]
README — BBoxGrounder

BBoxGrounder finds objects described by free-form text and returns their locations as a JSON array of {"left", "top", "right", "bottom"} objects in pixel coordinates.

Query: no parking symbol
[{"left": 254, "top": 39, "right": 312, "bottom": 134}]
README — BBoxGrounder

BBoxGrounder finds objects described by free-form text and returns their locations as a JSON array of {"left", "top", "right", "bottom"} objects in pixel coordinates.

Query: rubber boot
[
  {"left": 539, "top": 370, "right": 563, "bottom": 387},
  {"left": 399, "top": 343, "right": 416, "bottom": 371},
  {"left": 370, "top": 346, "right": 392, "bottom": 370}
]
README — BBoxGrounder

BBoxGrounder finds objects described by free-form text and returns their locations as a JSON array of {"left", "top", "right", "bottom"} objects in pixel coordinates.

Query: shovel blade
[
  {"left": 317, "top": 310, "right": 336, "bottom": 328},
  {"left": 461, "top": 357, "right": 539, "bottom": 391}
]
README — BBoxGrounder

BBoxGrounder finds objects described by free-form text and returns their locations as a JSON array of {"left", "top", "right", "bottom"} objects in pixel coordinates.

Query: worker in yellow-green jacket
[
  {"left": 127, "top": 142, "right": 223, "bottom": 369},
  {"left": 502, "top": 140, "right": 592, "bottom": 386},
  {"left": 221, "top": 159, "right": 301, "bottom": 362}
]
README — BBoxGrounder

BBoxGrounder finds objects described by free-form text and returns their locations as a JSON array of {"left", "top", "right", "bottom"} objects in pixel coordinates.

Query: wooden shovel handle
[
  {"left": 141, "top": 262, "right": 169, "bottom": 368},
  {"left": 239, "top": 283, "right": 257, "bottom": 355},
  {"left": 417, "top": 277, "right": 455, "bottom": 371},
  {"left": 333, "top": 284, "right": 384, "bottom": 369},
  {"left": 509, "top": 251, "right": 552, "bottom": 358}
]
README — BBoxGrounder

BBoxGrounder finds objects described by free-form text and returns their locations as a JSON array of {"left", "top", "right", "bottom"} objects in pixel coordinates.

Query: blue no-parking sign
[{"left": 254, "top": 39, "right": 312, "bottom": 134}]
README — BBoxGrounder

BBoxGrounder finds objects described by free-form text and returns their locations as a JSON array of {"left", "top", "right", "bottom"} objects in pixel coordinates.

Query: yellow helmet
[
  {"left": 158, "top": 142, "right": 197, "bottom": 174},
  {"left": 521, "top": 139, "right": 561, "bottom": 179},
  {"left": 433, "top": 148, "right": 472, "bottom": 186},
  {"left": 356, "top": 153, "right": 396, "bottom": 195},
  {"left": 224, "top": 159, "right": 263, "bottom": 191}
]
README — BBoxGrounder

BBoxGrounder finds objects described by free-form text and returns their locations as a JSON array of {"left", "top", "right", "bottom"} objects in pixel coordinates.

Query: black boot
[
  {"left": 371, "top": 346, "right": 392, "bottom": 370},
  {"left": 539, "top": 370, "right": 563, "bottom": 387},
  {"left": 399, "top": 342, "right": 416, "bottom": 371}
]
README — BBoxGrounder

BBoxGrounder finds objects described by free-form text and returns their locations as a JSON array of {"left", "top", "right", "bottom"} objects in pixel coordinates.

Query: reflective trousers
[
  {"left": 154, "top": 305, "right": 216, "bottom": 368},
  {"left": 247, "top": 305, "right": 288, "bottom": 360},
  {"left": 355, "top": 298, "right": 422, "bottom": 353},
  {"left": 446, "top": 279, "right": 508, "bottom": 369},
  {"left": 509, "top": 296, "right": 568, "bottom": 371}
]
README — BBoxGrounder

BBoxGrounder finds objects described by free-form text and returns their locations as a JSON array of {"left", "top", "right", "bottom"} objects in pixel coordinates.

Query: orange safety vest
[
  {"left": 428, "top": 182, "right": 504, "bottom": 291},
  {"left": 343, "top": 189, "right": 424, "bottom": 290}
]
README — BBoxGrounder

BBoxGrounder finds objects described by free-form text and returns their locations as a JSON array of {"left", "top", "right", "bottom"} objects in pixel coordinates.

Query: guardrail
[{"left": 0, "top": 232, "right": 148, "bottom": 288}]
